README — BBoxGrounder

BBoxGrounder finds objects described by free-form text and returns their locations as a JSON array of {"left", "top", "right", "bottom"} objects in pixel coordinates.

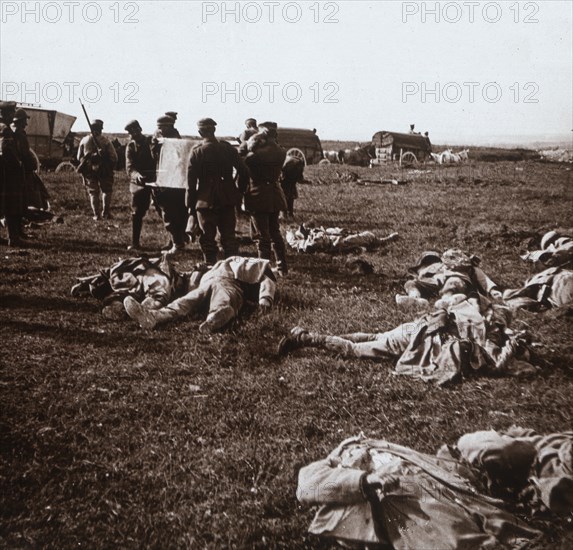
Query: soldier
[
  {"left": 238, "top": 118, "right": 258, "bottom": 156},
  {"left": 280, "top": 153, "right": 305, "bottom": 219},
  {"left": 187, "top": 118, "right": 249, "bottom": 264},
  {"left": 124, "top": 120, "right": 156, "bottom": 251},
  {"left": 244, "top": 121, "right": 289, "bottom": 276},
  {"left": 154, "top": 114, "right": 181, "bottom": 139},
  {"left": 152, "top": 115, "right": 188, "bottom": 252},
  {"left": 1, "top": 102, "right": 25, "bottom": 246},
  {"left": 77, "top": 119, "right": 118, "bottom": 221}
]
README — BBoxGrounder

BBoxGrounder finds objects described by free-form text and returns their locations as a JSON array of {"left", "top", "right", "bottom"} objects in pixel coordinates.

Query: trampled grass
[{"left": 1, "top": 159, "right": 572, "bottom": 548}]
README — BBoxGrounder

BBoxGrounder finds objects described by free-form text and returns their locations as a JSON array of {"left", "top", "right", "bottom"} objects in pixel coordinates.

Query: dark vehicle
[
  {"left": 276, "top": 127, "right": 324, "bottom": 165},
  {"left": 371, "top": 131, "right": 432, "bottom": 166},
  {"left": 19, "top": 106, "right": 77, "bottom": 172}
]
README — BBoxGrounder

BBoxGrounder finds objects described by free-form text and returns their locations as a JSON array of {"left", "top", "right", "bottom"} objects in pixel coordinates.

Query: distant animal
[
  {"left": 322, "top": 150, "right": 342, "bottom": 164},
  {"left": 440, "top": 149, "right": 461, "bottom": 164},
  {"left": 339, "top": 144, "right": 374, "bottom": 167},
  {"left": 458, "top": 149, "right": 470, "bottom": 161},
  {"left": 430, "top": 152, "right": 442, "bottom": 164}
]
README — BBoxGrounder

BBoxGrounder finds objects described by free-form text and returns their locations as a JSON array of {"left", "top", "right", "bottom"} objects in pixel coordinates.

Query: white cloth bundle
[{"left": 153, "top": 138, "right": 196, "bottom": 189}]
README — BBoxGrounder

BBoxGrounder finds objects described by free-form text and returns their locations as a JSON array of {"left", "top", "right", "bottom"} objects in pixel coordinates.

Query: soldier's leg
[
  {"left": 268, "top": 212, "right": 288, "bottom": 274},
  {"left": 83, "top": 177, "right": 101, "bottom": 220},
  {"left": 100, "top": 178, "right": 113, "bottom": 219},
  {"left": 199, "top": 280, "right": 244, "bottom": 333},
  {"left": 218, "top": 206, "right": 239, "bottom": 258},
  {"left": 278, "top": 323, "right": 412, "bottom": 358},
  {"left": 129, "top": 187, "right": 151, "bottom": 249},
  {"left": 5, "top": 215, "right": 23, "bottom": 247},
  {"left": 250, "top": 213, "right": 272, "bottom": 260},
  {"left": 171, "top": 189, "right": 188, "bottom": 247},
  {"left": 197, "top": 209, "right": 219, "bottom": 265},
  {"left": 124, "top": 285, "right": 210, "bottom": 330}
]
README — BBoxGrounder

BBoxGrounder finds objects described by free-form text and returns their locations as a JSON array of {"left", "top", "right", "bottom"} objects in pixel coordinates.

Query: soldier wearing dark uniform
[
  {"left": 77, "top": 119, "right": 118, "bottom": 220},
  {"left": 244, "top": 121, "right": 289, "bottom": 275},
  {"left": 125, "top": 120, "right": 156, "bottom": 251},
  {"left": 280, "top": 154, "right": 305, "bottom": 219},
  {"left": 152, "top": 115, "right": 187, "bottom": 252},
  {"left": 186, "top": 118, "right": 249, "bottom": 265},
  {"left": 238, "top": 118, "right": 258, "bottom": 156},
  {"left": 1, "top": 102, "right": 25, "bottom": 246}
]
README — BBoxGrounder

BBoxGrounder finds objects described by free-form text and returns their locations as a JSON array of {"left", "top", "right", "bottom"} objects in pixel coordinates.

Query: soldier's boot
[
  {"left": 102, "top": 193, "right": 113, "bottom": 219},
  {"left": 89, "top": 195, "right": 101, "bottom": 221},
  {"left": 277, "top": 327, "right": 355, "bottom": 357},
  {"left": 273, "top": 242, "right": 289, "bottom": 277},
  {"left": 123, "top": 296, "right": 179, "bottom": 330},
  {"left": 199, "top": 305, "right": 236, "bottom": 334},
  {"left": 128, "top": 216, "right": 143, "bottom": 250},
  {"left": 5, "top": 216, "right": 22, "bottom": 247}
]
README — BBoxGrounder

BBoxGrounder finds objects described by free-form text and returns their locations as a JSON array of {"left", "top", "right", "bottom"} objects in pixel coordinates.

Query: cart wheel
[
  {"left": 31, "top": 149, "right": 41, "bottom": 174},
  {"left": 286, "top": 148, "right": 307, "bottom": 165},
  {"left": 319, "top": 158, "right": 331, "bottom": 166},
  {"left": 400, "top": 152, "right": 417, "bottom": 167},
  {"left": 56, "top": 161, "right": 77, "bottom": 173}
]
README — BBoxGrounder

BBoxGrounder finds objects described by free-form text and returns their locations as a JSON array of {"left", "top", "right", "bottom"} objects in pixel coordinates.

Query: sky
[{"left": 1, "top": 0, "right": 572, "bottom": 144}]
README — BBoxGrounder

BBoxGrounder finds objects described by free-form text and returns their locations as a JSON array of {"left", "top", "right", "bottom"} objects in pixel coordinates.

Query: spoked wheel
[
  {"left": 319, "top": 158, "right": 331, "bottom": 166},
  {"left": 400, "top": 151, "right": 418, "bottom": 167},
  {"left": 55, "top": 161, "right": 77, "bottom": 173},
  {"left": 286, "top": 148, "right": 307, "bottom": 165}
]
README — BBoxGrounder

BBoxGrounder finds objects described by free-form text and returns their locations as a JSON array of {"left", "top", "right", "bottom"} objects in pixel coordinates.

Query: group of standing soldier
[
  {"left": 123, "top": 114, "right": 299, "bottom": 276},
  {"left": 2, "top": 106, "right": 303, "bottom": 276}
]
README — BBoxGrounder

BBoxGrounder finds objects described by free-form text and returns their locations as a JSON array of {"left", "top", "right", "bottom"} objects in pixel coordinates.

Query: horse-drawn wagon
[
  {"left": 21, "top": 106, "right": 77, "bottom": 172},
  {"left": 370, "top": 131, "right": 432, "bottom": 167},
  {"left": 276, "top": 127, "right": 324, "bottom": 165}
]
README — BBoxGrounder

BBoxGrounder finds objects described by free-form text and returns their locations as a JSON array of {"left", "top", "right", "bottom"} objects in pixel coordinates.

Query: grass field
[{"left": 1, "top": 158, "right": 572, "bottom": 548}]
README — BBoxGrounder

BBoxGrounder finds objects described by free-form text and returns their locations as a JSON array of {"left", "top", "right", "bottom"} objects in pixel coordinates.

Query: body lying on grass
[
  {"left": 297, "top": 428, "right": 571, "bottom": 549},
  {"left": 286, "top": 223, "right": 398, "bottom": 254},
  {"left": 298, "top": 434, "right": 540, "bottom": 549},
  {"left": 71, "top": 253, "right": 187, "bottom": 320},
  {"left": 124, "top": 255, "right": 276, "bottom": 332},
  {"left": 279, "top": 276, "right": 537, "bottom": 386},
  {"left": 504, "top": 230, "right": 573, "bottom": 311},
  {"left": 395, "top": 248, "right": 502, "bottom": 311}
]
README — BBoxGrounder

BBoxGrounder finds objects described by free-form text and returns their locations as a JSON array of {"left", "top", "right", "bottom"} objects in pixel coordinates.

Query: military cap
[
  {"left": 245, "top": 118, "right": 257, "bottom": 125},
  {"left": 157, "top": 115, "right": 175, "bottom": 125},
  {"left": 408, "top": 251, "right": 441, "bottom": 273},
  {"left": 124, "top": 119, "right": 142, "bottom": 132},
  {"left": 91, "top": 119, "right": 104, "bottom": 128},
  {"left": 13, "top": 108, "right": 30, "bottom": 122},
  {"left": 258, "top": 121, "right": 277, "bottom": 130},
  {"left": 0, "top": 100, "right": 17, "bottom": 110},
  {"left": 197, "top": 118, "right": 217, "bottom": 129},
  {"left": 165, "top": 111, "right": 178, "bottom": 120}
]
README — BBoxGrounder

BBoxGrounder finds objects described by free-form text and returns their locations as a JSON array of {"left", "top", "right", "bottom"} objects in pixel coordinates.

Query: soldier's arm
[
  {"left": 232, "top": 146, "right": 250, "bottom": 193},
  {"left": 297, "top": 459, "right": 367, "bottom": 506},
  {"left": 125, "top": 142, "right": 142, "bottom": 182}
]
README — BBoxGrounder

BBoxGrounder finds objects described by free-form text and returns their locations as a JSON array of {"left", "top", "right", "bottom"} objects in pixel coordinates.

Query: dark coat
[
  {"left": 0, "top": 124, "right": 26, "bottom": 216},
  {"left": 186, "top": 137, "right": 249, "bottom": 212},
  {"left": 244, "top": 141, "right": 287, "bottom": 213},
  {"left": 125, "top": 136, "right": 157, "bottom": 191}
]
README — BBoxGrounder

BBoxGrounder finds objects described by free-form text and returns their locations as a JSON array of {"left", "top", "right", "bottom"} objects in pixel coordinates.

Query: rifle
[{"left": 76, "top": 101, "right": 103, "bottom": 176}]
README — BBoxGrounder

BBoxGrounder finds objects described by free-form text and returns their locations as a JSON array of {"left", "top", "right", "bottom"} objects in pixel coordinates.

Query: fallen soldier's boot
[
  {"left": 395, "top": 294, "right": 430, "bottom": 311},
  {"left": 277, "top": 326, "right": 309, "bottom": 356},
  {"left": 124, "top": 296, "right": 162, "bottom": 329}
]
